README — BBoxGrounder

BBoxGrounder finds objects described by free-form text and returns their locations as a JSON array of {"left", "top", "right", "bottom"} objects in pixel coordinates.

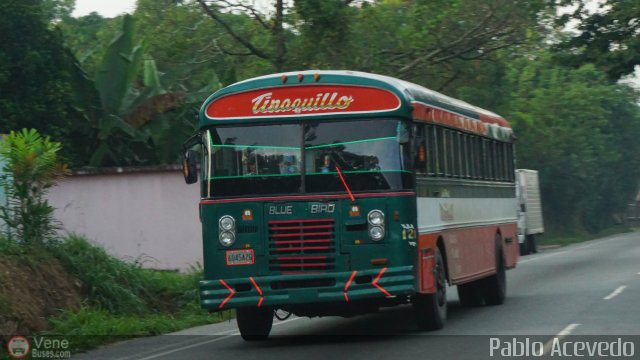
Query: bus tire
[
  {"left": 483, "top": 237, "right": 506, "bottom": 306},
  {"left": 457, "top": 281, "right": 484, "bottom": 307},
  {"left": 413, "top": 249, "right": 446, "bottom": 331},
  {"left": 236, "top": 307, "right": 273, "bottom": 341}
]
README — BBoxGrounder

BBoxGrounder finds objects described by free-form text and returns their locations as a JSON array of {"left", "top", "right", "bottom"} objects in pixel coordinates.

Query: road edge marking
[
  {"left": 603, "top": 285, "right": 627, "bottom": 300},
  {"left": 542, "top": 323, "right": 580, "bottom": 355},
  {"left": 134, "top": 316, "right": 301, "bottom": 360}
]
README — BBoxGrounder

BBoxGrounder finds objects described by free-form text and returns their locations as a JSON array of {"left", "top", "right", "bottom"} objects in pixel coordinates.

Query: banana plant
[{"left": 70, "top": 14, "right": 189, "bottom": 166}]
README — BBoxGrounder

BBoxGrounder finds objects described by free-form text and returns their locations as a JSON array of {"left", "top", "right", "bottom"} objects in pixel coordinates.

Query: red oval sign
[{"left": 205, "top": 85, "right": 401, "bottom": 119}]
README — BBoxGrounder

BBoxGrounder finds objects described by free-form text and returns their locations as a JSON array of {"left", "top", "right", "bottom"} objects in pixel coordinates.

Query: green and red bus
[{"left": 182, "top": 70, "right": 519, "bottom": 340}]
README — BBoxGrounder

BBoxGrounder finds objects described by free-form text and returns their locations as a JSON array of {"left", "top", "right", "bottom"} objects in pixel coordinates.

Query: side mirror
[{"left": 182, "top": 150, "right": 198, "bottom": 184}]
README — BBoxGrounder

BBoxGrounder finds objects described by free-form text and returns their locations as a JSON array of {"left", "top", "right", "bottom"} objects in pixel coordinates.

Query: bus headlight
[
  {"left": 219, "top": 215, "right": 235, "bottom": 231},
  {"left": 369, "top": 226, "right": 384, "bottom": 241},
  {"left": 367, "top": 210, "right": 385, "bottom": 226},
  {"left": 219, "top": 231, "right": 236, "bottom": 247}
]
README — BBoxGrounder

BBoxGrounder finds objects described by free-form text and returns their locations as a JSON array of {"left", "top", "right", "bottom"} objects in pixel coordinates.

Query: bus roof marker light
[
  {"left": 349, "top": 205, "right": 361, "bottom": 217},
  {"left": 313, "top": 73, "right": 321, "bottom": 82},
  {"left": 281, "top": 75, "right": 288, "bottom": 84},
  {"left": 297, "top": 74, "right": 304, "bottom": 82}
]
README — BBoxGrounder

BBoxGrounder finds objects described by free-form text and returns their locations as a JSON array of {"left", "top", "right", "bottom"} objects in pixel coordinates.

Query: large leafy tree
[
  {"left": 194, "top": 0, "right": 288, "bottom": 71},
  {"left": 555, "top": 0, "right": 640, "bottom": 82},
  {"left": 504, "top": 54, "right": 640, "bottom": 232},
  {"left": 0, "top": 0, "right": 84, "bottom": 165}
]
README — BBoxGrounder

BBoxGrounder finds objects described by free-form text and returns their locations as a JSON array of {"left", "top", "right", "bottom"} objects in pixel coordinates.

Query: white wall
[{"left": 48, "top": 169, "right": 202, "bottom": 271}]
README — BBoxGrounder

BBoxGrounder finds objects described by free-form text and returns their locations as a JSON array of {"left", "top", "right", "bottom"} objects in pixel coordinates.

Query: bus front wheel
[
  {"left": 413, "top": 248, "right": 447, "bottom": 331},
  {"left": 236, "top": 307, "right": 273, "bottom": 341}
]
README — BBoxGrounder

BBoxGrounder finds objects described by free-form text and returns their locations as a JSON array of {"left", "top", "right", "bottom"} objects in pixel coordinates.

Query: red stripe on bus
[
  {"left": 200, "top": 192, "right": 416, "bottom": 204},
  {"left": 218, "top": 279, "right": 235, "bottom": 309},
  {"left": 344, "top": 270, "right": 358, "bottom": 302},
  {"left": 372, "top": 267, "right": 391, "bottom": 297},
  {"left": 250, "top": 277, "right": 265, "bottom": 307},
  {"left": 249, "top": 277, "right": 263, "bottom": 296},
  {"left": 273, "top": 246, "right": 330, "bottom": 251},
  {"left": 269, "top": 219, "right": 334, "bottom": 224},
  {"left": 271, "top": 232, "right": 333, "bottom": 238},
  {"left": 276, "top": 256, "right": 328, "bottom": 261},
  {"left": 278, "top": 263, "right": 328, "bottom": 268},
  {"left": 268, "top": 225, "right": 334, "bottom": 231},
  {"left": 274, "top": 239, "right": 332, "bottom": 245}
]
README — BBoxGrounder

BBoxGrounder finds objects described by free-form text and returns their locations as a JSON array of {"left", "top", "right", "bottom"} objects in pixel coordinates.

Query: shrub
[
  {"left": 0, "top": 129, "right": 68, "bottom": 244},
  {"left": 48, "top": 235, "right": 149, "bottom": 314},
  {"left": 49, "top": 235, "right": 207, "bottom": 315}
]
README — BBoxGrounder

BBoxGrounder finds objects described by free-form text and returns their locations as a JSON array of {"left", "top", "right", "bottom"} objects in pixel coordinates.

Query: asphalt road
[{"left": 73, "top": 232, "right": 640, "bottom": 360}]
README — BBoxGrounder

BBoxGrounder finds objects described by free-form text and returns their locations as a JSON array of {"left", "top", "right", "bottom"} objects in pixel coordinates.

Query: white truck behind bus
[{"left": 516, "top": 169, "right": 544, "bottom": 255}]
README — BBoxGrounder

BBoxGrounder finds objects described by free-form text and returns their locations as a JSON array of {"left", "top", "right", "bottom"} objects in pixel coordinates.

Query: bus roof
[{"left": 200, "top": 70, "right": 513, "bottom": 141}]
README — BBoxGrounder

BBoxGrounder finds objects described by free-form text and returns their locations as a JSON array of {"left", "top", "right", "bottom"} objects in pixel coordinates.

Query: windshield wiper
[{"left": 335, "top": 166, "right": 356, "bottom": 202}]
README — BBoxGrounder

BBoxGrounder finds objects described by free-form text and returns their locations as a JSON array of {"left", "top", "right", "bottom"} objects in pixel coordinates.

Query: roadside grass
[
  {"left": 538, "top": 224, "right": 636, "bottom": 247},
  {"left": 0, "top": 234, "right": 234, "bottom": 354},
  {"left": 45, "top": 235, "right": 234, "bottom": 351},
  {"left": 45, "top": 306, "right": 233, "bottom": 351}
]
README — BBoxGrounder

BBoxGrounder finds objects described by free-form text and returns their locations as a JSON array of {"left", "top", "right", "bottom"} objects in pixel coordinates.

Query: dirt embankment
[{"left": 0, "top": 256, "right": 81, "bottom": 335}]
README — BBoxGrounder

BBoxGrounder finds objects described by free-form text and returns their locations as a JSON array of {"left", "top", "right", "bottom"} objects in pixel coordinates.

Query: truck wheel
[
  {"left": 236, "top": 307, "right": 273, "bottom": 341},
  {"left": 527, "top": 235, "right": 538, "bottom": 254},
  {"left": 457, "top": 281, "right": 484, "bottom": 307},
  {"left": 413, "top": 249, "right": 447, "bottom": 330},
  {"left": 484, "top": 236, "right": 506, "bottom": 305}
]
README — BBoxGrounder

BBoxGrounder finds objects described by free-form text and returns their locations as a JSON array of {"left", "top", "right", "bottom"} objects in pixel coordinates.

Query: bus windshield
[{"left": 206, "top": 119, "right": 412, "bottom": 197}]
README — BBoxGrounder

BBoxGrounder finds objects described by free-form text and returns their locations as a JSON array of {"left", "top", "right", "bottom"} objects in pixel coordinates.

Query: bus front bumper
[{"left": 199, "top": 266, "right": 415, "bottom": 311}]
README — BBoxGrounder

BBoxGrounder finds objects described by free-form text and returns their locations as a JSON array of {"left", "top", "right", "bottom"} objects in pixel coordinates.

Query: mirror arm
[{"left": 183, "top": 132, "right": 203, "bottom": 151}]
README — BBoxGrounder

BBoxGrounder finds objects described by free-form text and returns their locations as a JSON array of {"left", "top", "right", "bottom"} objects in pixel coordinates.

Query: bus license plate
[{"left": 225, "top": 249, "right": 255, "bottom": 266}]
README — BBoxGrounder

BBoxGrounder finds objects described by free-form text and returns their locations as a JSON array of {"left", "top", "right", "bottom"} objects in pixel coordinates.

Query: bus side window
[
  {"left": 457, "top": 133, "right": 463, "bottom": 178},
  {"left": 499, "top": 142, "right": 506, "bottom": 181},
  {"left": 491, "top": 140, "right": 500, "bottom": 180},
  {"left": 426, "top": 125, "right": 437, "bottom": 176},
  {"left": 463, "top": 133, "right": 470, "bottom": 179},
  {"left": 481, "top": 138, "right": 488, "bottom": 180},
  {"left": 440, "top": 128, "right": 449, "bottom": 177},
  {"left": 509, "top": 143, "right": 515, "bottom": 181},
  {"left": 451, "top": 131, "right": 459, "bottom": 178}
]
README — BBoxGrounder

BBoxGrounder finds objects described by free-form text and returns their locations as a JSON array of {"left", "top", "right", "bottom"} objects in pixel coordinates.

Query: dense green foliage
[
  {"left": 47, "top": 306, "right": 231, "bottom": 350},
  {"left": 555, "top": 0, "right": 640, "bottom": 82},
  {"left": 0, "top": 0, "right": 85, "bottom": 165},
  {"left": 46, "top": 235, "right": 230, "bottom": 349},
  {"left": 0, "top": 234, "right": 229, "bottom": 351},
  {"left": 0, "top": 129, "right": 68, "bottom": 243},
  {"left": 2, "top": 0, "right": 640, "bottom": 234},
  {"left": 505, "top": 59, "right": 640, "bottom": 232},
  {"left": 49, "top": 235, "right": 199, "bottom": 314}
]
